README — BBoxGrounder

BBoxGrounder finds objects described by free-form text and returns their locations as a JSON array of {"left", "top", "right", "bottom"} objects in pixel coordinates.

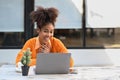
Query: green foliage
[{"left": 21, "top": 48, "right": 31, "bottom": 66}]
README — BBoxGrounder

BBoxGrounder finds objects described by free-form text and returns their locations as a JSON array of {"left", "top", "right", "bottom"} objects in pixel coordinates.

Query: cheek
[
  {"left": 51, "top": 34, "right": 54, "bottom": 37},
  {"left": 38, "top": 32, "right": 44, "bottom": 37}
]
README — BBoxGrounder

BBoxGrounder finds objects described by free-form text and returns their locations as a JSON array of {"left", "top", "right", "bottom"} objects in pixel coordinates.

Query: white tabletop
[{"left": 0, "top": 65, "right": 120, "bottom": 80}]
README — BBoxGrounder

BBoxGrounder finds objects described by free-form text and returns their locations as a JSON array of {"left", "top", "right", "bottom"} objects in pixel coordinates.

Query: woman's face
[{"left": 38, "top": 23, "right": 54, "bottom": 44}]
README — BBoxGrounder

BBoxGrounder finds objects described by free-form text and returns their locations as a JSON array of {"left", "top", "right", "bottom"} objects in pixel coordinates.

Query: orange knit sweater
[{"left": 16, "top": 37, "right": 74, "bottom": 67}]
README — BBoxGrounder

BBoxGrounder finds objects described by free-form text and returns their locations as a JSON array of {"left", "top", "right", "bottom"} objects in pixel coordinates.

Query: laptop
[{"left": 35, "top": 53, "right": 71, "bottom": 74}]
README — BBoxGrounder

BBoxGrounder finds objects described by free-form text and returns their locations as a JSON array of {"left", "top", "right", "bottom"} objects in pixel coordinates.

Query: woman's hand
[{"left": 39, "top": 43, "right": 51, "bottom": 53}]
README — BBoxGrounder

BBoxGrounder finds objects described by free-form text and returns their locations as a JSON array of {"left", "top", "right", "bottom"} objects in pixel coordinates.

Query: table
[{"left": 0, "top": 65, "right": 120, "bottom": 80}]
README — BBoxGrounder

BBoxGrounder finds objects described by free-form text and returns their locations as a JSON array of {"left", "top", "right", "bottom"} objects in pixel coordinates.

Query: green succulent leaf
[
  {"left": 21, "top": 48, "right": 32, "bottom": 66},
  {"left": 23, "top": 60, "right": 26, "bottom": 65}
]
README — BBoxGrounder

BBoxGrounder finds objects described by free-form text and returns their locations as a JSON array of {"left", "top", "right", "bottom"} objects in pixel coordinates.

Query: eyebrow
[{"left": 43, "top": 28, "right": 54, "bottom": 31}]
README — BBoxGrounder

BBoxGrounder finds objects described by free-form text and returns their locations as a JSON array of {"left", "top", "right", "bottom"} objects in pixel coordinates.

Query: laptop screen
[{"left": 35, "top": 53, "right": 71, "bottom": 74}]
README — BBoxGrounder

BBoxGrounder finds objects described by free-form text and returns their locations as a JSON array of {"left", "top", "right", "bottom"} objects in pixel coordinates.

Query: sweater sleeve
[
  {"left": 52, "top": 38, "right": 74, "bottom": 67},
  {"left": 15, "top": 39, "right": 36, "bottom": 67}
]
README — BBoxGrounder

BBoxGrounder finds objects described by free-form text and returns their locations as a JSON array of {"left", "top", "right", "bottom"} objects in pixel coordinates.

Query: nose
[{"left": 47, "top": 32, "right": 53, "bottom": 37}]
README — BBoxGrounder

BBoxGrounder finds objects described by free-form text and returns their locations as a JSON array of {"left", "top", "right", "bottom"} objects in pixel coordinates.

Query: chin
[{"left": 44, "top": 39, "right": 49, "bottom": 42}]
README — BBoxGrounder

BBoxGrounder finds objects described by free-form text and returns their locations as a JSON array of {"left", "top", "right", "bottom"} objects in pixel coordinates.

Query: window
[
  {"left": 0, "top": 32, "right": 24, "bottom": 47},
  {"left": 0, "top": 0, "right": 24, "bottom": 48},
  {"left": 86, "top": 0, "right": 120, "bottom": 48},
  {"left": 1, "top": 0, "right": 120, "bottom": 49}
]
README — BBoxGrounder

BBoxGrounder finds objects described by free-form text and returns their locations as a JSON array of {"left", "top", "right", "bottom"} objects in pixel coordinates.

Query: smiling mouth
[{"left": 44, "top": 37, "right": 50, "bottom": 41}]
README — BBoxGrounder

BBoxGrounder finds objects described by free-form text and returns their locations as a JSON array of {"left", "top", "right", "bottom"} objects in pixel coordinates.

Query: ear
[{"left": 36, "top": 28, "right": 40, "bottom": 33}]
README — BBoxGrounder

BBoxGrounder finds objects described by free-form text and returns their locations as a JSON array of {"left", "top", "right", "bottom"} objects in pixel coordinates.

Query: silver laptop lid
[{"left": 35, "top": 53, "right": 71, "bottom": 74}]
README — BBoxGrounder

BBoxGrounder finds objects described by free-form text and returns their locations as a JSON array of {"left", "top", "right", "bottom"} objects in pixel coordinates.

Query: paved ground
[
  {"left": 1, "top": 65, "right": 120, "bottom": 80},
  {"left": 0, "top": 63, "right": 12, "bottom": 67}
]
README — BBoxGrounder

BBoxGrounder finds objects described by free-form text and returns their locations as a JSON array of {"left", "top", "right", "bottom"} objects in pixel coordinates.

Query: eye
[
  {"left": 50, "top": 31, "right": 53, "bottom": 34},
  {"left": 43, "top": 30, "right": 49, "bottom": 33}
]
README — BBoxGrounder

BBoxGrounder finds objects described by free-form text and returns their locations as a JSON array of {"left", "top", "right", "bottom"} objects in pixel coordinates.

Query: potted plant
[{"left": 21, "top": 48, "right": 31, "bottom": 76}]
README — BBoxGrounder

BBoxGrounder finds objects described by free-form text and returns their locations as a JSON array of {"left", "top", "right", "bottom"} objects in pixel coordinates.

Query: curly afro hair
[{"left": 30, "top": 6, "right": 59, "bottom": 29}]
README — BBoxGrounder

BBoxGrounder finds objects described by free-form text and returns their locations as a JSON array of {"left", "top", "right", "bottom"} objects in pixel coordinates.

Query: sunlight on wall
[
  {"left": 71, "top": 0, "right": 83, "bottom": 13},
  {"left": 87, "top": 0, "right": 120, "bottom": 28}
]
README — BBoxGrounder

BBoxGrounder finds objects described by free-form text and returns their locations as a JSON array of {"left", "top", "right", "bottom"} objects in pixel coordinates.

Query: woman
[{"left": 16, "top": 6, "right": 74, "bottom": 67}]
